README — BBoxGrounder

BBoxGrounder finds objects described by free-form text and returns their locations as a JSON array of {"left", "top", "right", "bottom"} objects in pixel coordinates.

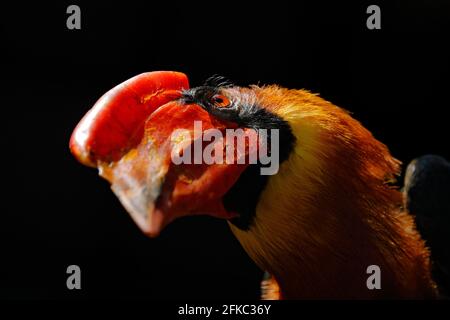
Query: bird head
[
  {"left": 70, "top": 71, "right": 299, "bottom": 236},
  {"left": 71, "top": 71, "right": 413, "bottom": 297}
]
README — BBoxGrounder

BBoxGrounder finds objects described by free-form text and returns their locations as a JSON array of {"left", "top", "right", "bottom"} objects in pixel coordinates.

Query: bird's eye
[{"left": 211, "top": 94, "right": 231, "bottom": 108}]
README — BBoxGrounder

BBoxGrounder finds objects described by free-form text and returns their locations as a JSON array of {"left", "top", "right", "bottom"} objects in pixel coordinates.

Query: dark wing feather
[{"left": 404, "top": 154, "right": 450, "bottom": 297}]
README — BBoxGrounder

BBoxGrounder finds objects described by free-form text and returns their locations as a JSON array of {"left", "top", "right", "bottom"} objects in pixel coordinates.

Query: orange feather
[{"left": 228, "top": 85, "right": 437, "bottom": 299}]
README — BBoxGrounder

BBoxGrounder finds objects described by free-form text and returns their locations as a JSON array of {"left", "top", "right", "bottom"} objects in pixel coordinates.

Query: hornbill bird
[{"left": 70, "top": 71, "right": 446, "bottom": 299}]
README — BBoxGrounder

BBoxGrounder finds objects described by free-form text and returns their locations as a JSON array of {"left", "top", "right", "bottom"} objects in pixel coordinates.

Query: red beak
[{"left": 70, "top": 71, "right": 256, "bottom": 237}]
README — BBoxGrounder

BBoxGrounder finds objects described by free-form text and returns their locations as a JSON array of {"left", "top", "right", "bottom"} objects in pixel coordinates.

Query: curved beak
[{"left": 70, "top": 71, "right": 259, "bottom": 237}]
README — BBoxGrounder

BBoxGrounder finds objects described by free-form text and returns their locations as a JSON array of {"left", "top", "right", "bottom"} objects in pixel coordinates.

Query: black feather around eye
[
  {"left": 203, "top": 75, "right": 234, "bottom": 88},
  {"left": 180, "top": 77, "right": 297, "bottom": 231}
]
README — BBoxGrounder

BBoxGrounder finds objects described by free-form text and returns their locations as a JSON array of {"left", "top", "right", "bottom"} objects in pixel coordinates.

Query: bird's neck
[
  {"left": 231, "top": 186, "right": 435, "bottom": 299},
  {"left": 229, "top": 141, "right": 436, "bottom": 299},
  {"left": 228, "top": 88, "right": 437, "bottom": 298}
]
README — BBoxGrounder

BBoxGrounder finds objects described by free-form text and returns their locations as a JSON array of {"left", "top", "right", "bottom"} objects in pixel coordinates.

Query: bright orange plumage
[{"left": 230, "top": 85, "right": 437, "bottom": 298}]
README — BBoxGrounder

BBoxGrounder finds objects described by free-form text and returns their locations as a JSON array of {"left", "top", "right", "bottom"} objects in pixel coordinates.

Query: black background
[{"left": 1, "top": 0, "right": 449, "bottom": 300}]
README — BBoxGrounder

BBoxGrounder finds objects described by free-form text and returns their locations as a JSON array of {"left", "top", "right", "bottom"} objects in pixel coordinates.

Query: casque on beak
[{"left": 70, "top": 71, "right": 257, "bottom": 237}]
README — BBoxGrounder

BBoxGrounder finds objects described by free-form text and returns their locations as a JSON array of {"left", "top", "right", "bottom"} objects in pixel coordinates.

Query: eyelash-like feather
[{"left": 203, "top": 75, "right": 234, "bottom": 88}]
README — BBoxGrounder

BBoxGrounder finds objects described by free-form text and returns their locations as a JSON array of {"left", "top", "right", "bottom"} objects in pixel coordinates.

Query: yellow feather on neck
[{"left": 229, "top": 86, "right": 436, "bottom": 299}]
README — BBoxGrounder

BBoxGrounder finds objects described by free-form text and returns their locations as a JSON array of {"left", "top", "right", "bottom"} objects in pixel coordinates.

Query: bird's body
[{"left": 70, "top": 71, "right": 441, "bottom": 299}]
